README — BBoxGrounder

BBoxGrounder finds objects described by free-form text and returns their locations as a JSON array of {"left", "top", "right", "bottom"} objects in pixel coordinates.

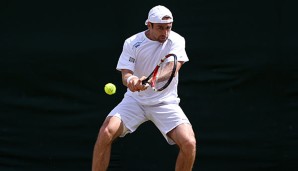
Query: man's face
[{"left": 148, "top": 22, "right": 172, "bottom": 43}]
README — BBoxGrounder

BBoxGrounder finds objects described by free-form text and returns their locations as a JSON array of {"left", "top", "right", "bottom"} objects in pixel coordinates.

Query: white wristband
[{"left": 126, "top": 75, "right": 138, "bottom": 84}]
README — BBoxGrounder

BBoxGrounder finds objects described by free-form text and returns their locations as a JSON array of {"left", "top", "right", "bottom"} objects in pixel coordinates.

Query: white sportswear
[{"left": 116, "top": 30, "right": 189, "bottom": 105}]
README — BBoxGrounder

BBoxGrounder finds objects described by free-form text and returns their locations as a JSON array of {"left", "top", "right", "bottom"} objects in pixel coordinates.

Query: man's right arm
[{"left": 121, "top": 69, "right": 147, "bottom": 92}]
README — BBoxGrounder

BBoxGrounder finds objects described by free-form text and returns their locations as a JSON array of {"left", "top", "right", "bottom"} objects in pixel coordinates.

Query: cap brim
[{"left": 145, "top": 19, "right": 173, "bottom": 25}]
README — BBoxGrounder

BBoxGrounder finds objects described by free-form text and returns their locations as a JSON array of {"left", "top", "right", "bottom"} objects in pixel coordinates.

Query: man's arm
[
  {"left": 175, "top": 61, "right": 184, "bottom": 76},
  {"left": 121, "top": 69, "right": 147, "bottom": 92},
  {"left": 121, "top": 69, "right": 134, "bottom": 87}
]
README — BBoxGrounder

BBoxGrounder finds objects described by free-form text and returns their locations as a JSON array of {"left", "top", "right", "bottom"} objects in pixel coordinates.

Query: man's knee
[
  {"left": 181, "top": 136, "right": 196, "bottom": 152},
  {"left": 98, "top": 126, "right": 114, "bottom": 142},
  {"left": 189, "top": 137, "right": 197, "bottom": 149},
  {"left": 182, "top": 136, "right": 197, "bottom": 149},
  {"left": 97, "top": 117, "right": 123, "bottom": 144}
]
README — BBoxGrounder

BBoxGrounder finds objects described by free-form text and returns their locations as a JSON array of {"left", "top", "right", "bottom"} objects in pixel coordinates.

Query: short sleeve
[
  {"left": 169, "top": 37, "right": 189, "bottom": 63},
  {"left": 116, "top": 40, "right": 135, "bottom": 72}
]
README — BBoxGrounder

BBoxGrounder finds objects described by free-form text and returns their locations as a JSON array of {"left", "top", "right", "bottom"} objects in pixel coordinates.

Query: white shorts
[{"left": 107, "top": 95, "right": 191, "bottom": 145}]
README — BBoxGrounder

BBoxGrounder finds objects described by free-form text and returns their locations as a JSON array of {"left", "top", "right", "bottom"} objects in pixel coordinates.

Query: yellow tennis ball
[{"left": 104, "top": 83, "right": 116, "bottom": 95}]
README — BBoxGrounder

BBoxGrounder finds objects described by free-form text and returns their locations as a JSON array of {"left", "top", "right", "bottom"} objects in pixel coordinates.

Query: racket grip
[
  {"left": 141, "top": 80, "right": 147, "bottom": 85},
  {"left": 141, "top": 79, "right": 150, "bottom": 87}
]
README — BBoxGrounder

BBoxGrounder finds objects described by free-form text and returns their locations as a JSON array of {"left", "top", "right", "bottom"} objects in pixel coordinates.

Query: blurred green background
[{"left": 1, "top": 0, "right": 298, "bottom": 170}]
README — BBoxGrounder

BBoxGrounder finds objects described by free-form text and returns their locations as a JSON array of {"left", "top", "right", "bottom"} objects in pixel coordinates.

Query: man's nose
[{"left": 162, "top": 29, "right": 169, "bottom": 36}]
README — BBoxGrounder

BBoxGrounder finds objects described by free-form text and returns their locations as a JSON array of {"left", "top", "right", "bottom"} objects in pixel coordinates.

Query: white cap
[{"left": 145, "top": 5, "right": 173, "bottom": 25}]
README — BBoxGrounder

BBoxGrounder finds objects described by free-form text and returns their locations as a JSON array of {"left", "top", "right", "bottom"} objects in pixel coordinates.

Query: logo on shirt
[
  {"left": 133, "top": 42, "right": 142, "bottom": 48},
  {"left": 129, "top": 57, "right": 135, "bottom": 63},
  {"left": 133, "top": 39, "right": 145, "bottom": 49}
]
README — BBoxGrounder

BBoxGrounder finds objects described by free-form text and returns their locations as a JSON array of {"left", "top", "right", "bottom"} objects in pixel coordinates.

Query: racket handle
[{"left": 141, "top": 80, "right": 148, "bottom": 85}]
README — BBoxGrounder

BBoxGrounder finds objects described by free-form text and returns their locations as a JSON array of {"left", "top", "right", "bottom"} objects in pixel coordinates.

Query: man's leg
[
  {"left": 167, "top": 123, "right": 196, "bottom": 171},
  {"left": 92, "top": 116, "right": 123, "bottom": 171}
]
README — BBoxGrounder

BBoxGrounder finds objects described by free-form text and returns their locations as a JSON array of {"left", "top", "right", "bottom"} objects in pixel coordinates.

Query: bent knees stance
[
  {"left": 168, "top": 124, "right": 196, "bottom": 153},
  {"left": 97, "top": 116, "right": 124, "bottom": 144},
  {"left": 180, "top": 136, "right": 196, "bottom": 154}
]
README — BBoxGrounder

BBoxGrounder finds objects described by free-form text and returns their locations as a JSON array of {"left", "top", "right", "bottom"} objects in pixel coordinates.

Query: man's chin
[{"left": 159, "top": 37, "right": 167, "bottom": 43}]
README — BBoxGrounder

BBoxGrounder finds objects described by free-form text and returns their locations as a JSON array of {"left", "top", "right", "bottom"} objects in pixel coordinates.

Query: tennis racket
[{"left": 142, "top": 53, "right": 177, "bottom": 91}]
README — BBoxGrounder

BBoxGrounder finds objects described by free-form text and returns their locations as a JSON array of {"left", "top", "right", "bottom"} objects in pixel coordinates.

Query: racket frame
[{"left": 142, "top": 54, "right": 177, "bottom": 91}]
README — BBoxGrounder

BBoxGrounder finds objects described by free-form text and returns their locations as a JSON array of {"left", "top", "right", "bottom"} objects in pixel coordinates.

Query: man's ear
[{"left": 147, "top": 22, "right": 153, "bottom": 29}]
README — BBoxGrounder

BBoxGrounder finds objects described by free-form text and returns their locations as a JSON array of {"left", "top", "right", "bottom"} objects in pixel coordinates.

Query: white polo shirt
[{"left": 116, "top": 30, "right": 189, "bottom": 105}]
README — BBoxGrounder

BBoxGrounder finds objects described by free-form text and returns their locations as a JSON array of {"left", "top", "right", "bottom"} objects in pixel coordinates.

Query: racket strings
[
  {"left": 142, "top": 54, "right": 177, "bottom": 91},
  {"left": 155, "top": 59, "right": 175, "bottom": 89}
]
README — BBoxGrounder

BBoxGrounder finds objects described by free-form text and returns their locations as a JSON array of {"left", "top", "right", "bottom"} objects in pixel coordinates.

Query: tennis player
[{"left": 92, "top": 5, "right": 196, "bottom": 171}]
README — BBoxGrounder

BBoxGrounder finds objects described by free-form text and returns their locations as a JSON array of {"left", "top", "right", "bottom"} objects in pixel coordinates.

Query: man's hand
[{"left": 127, "top": 76, "right": 148, "bottom": 92}]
